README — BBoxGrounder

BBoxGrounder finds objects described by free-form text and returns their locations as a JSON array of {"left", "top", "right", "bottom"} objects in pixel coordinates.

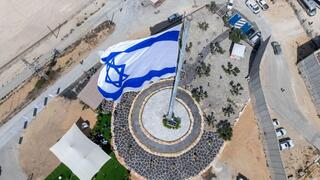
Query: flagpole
[{"left": 167, "top": 18, "right": 191, "bottom": 120}]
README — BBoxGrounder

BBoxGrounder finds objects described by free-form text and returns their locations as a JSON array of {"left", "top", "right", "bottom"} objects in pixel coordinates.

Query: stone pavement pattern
[{"left": 112, "top": 92, "right": 223, "bottom": 180}]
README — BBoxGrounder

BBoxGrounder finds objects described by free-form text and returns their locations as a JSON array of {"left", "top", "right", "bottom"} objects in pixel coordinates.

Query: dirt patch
[
  {"left": 0, "top": 21, "right": 114, "bottom": 126},
  {"left": 18, "top": 97, "right": 96, "bottom": 179},
  {"left": 217, "top": 102, "right": 270, "bottom": 180}
]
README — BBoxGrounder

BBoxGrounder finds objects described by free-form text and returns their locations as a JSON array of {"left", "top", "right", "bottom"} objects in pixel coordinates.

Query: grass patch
[
  {"left": 92, "top": 113, "right": 112, "bottom": 142},
  {"left": 45, "top": 163, "right": 79, "bottom": 180},
  {"left": 162, "top": 115, "right": 181, "bottom": 129},
  {"left": 46, "top": 153, "right": 128, "bottom": 180},
  {"left": 90, "top": 113, "right": 113, "bottom": 154},
  {"left": 34, "top": 77, "right": 47, "bottom": 90},
  {"left": 94, "top": 153, "right": 129, "bottom": 180}
]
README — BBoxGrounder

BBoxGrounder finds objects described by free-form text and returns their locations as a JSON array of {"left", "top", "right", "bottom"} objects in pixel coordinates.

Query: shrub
[
  {"left": 206, "top": 1, "right": 217, "bottom": 14},
  {"left": 191, "top": 86, "right": 208, "bottom": 102},
  {"left": 229, "top": 28, "right": 245, "bottom": 43},
  {"left": 198, "top": 22, "right": 209, "bottom": 31},
  {"left": 217, "top": 120, "right": 233, "bottom": 140},
  {"left": 186, "top": 42, "right": 193, "bottom": 52}
]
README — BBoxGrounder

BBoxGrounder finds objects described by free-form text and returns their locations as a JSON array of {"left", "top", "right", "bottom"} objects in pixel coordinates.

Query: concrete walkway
[
  {"left": 141, "top": 88, "right": 191, "bottom": 142},
  {"left": 130, "top": 80, "right": 203, "bottom": 155}
]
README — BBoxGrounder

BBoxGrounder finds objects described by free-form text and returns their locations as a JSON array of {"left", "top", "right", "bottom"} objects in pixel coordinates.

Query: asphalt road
[
  {"left": 262, "top": 44, "right": 320, "bottom": 149},
  {"left": 233, "top": 1, "right": 320, "bottom": 179}
]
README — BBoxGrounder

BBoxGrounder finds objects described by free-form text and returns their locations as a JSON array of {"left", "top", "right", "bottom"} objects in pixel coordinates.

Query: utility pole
[{"left": 166, "top": 18, "right": 191, "bottom": 121}]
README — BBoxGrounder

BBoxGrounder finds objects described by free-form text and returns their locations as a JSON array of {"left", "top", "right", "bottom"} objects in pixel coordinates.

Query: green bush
[
  {"left": 162, "top": 115, "right": 181, "bottom": 129},
  {"left": 229, "top": 28, "right": 245, "bottom": 43},
  {"left": 34, "top": 78, "right": 47, "bottom": 90},
  {"left": 217, "top": 120, "right": 233, "bottom": 141}
]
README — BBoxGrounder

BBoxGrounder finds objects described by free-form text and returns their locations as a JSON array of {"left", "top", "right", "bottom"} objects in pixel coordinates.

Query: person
[{"left": 0, "top": 165, "right": 2, "bottom": 176}]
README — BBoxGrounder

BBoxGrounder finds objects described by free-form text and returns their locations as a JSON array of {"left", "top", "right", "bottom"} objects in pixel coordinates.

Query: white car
[
  {"left": 246, "top": 0, "right": 261, "bottom": 14},
  {"left": 272, "top": 119, "right": 280, "bottom": 127},
  {"left": 276, "top": 127, "right": 287, "bottom": 137},
  {"left": 81, "top": 122, "right": 89, "bottom": 129},
  {"left": 256, "top": 0, "right": 269, "bottom": 10},
  {"left": 279, "top": 139, "right": 294, "bottom": 151},
  {"left": 227, "top": 0, "right": 234, "bottom": 10}
]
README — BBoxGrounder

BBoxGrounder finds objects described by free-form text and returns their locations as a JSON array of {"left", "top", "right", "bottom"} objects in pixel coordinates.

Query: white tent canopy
[
  {"left": 230, "top": 43, "right": 246, "bottom": 60},
  {"left": 50, "top": 124, "right": 110, "bottom": 180}
]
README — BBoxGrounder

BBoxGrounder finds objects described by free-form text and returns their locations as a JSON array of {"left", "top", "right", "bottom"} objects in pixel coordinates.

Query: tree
[
  {"left": 185, "top": 42, "right": 193, "bottom": 52},
  {"left": 205, "top": 112, "right": 216, "bottom": 127},
  {"left": 217, "top": 120, "right": 233, "bottom": 140},
  {"left": 191, "top": 86, "right": 208, "bottom": 102},
  {"left": 206, "top": 1, "right": 217, "bottom": 14},
  {"left": 198, "top": 22, "right": 209, "bottom": 31},
  {"left": 229, "top": 28, "right": 245, "bottom": 43},
  {"left": 222, "top": 104, "right": 235, "bottom": 117}
]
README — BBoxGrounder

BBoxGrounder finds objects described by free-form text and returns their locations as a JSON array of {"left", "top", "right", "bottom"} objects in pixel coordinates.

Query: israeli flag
[{"left": 97, "top": 25, "right": 181, "bottom": 101}]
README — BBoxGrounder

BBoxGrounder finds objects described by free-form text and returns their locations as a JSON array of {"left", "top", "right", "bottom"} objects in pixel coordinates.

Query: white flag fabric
[{"left": 97, "top": 25, "right": 181, "bottom": 101}]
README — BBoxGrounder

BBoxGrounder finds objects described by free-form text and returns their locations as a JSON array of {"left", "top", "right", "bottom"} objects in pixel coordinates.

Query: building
[
  {"left": 298, "top": 49, "right": 320, "bottom": 115},
  {"left": 78, "top": 67, "right": 104, "bottom": 110}
]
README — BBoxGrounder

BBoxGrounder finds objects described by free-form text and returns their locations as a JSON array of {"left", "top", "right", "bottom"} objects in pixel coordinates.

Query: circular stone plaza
[{"left": 111, "top": 80, "right": 223, "bottom": 179}]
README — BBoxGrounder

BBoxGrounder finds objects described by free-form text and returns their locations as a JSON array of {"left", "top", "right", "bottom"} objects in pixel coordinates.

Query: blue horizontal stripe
[
  {"left": 228, "top": 13, "right": 241, "bottom": 26},
  {"left": 241, "top": 23, "right": 251, "bottom": 33},
  {"left": 98, "top": 67, "right": 176, "bottom": 100},
  {"left": 101, "top": 30, "right": 180, "bottom": 63}
]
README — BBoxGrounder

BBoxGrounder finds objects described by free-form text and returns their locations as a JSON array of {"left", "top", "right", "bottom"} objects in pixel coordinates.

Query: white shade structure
[
  {"left": 230, "top": 43, "right": 246, "bottom": 60},
  {"left": 50, "top": 124, "right": 110, "bottom": 180}
]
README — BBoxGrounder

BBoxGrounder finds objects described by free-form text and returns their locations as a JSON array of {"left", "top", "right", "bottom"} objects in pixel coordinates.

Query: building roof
[
  {"left": 78, "top": 67, "right": 104, "bottom": 110},
  {"left": 50, "top": 124, "right": 110, "bottom": 180},
  {"left": 231, "top": 43, "right": 246, "bottom": 59}
]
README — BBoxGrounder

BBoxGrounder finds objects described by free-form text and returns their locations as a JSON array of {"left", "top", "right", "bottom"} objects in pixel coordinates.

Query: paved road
[
  {"left": 0, "top": 0, "right": 212, "bottom": 178},
  {"left": 262, "top": 44, "right": 320, "bottom": 149},
  {"left": 234, "top": 0, "right": 320, "bottom": 179},
  {"left": 248, "top": 37, "right": 287, "bottom": 180}
]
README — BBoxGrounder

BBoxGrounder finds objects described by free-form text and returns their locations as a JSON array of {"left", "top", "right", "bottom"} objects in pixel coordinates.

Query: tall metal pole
[{"left": 167, "top": 19, "right": 191, "bottom": 119}]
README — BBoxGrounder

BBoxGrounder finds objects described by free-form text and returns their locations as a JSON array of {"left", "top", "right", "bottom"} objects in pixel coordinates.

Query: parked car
[
  {"left": 167, "top": 13, "right": 181, "bottom": 22},
  {"left": 249, "top": 31, "right": 261, "bottom": 46},
  {"left": 279, "top": 138, "right": 294, "bottom": 151},
  {"left": 276, "top": 127, "right": 287, "bottom": 137},
  {"left": 256, "top": 0, "right": 269, "bottom": 10},
  {"left": 273, "top": 118, "right": 280, "bottom": 127},
  {"left": 246, "top": 0, "right": 261, "bottom": 14},
  {"left": 315, "top": 0, "right": 320, "bottom": 8},
  {"left": 298, "top": 0, "right": 317, "bottom": 16},
  {"left": 81, "top": 122, "right": 89, "bottom": 129},
  {"left": 271, "top": 41, "right": 282, "bottom": 55},
  {"left": 227, "top": 0, "right": 234, "bottom": 10}
]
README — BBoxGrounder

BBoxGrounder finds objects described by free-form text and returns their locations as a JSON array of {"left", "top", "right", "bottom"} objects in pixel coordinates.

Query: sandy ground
[
  {"left": 262, "top": 1, "right": 320, "bottom": 128},
  {"left": 18, "top": 97, "right": 97, "bottom": 179},
  {"left": 0, "top": 0, "right": 91, "bottom": 67},
  {"left": 0, "top": 23, "right": 113, "bottom": 126},
  {"left": 217, "top": 101, "right": 270, "bottom": 180},
  {"left": 269, "top": 110, "right": 320, "bottom": 179},
  {"left": 0, "top": 78, "right": 37, "bottom": 126}
]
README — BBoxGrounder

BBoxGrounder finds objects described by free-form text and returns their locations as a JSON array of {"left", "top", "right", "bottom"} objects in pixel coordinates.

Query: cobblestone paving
[{"left": 113, "top": 92, "right": 224, "bottom": 180}]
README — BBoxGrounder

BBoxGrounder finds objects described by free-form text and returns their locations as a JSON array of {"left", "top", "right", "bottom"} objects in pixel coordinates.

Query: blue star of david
[{"left": 105, "top": 58, "right": 128, "bottom": 87}]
